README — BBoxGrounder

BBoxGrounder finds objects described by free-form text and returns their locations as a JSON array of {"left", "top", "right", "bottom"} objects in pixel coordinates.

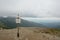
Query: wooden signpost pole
[{"left": 16, "top": 13, "right": 21, "bottom": 40}]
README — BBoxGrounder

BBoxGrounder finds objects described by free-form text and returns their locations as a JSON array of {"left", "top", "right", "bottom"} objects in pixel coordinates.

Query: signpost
[{"left": 16, "top": 14, "right": 21, "bottom": 39}]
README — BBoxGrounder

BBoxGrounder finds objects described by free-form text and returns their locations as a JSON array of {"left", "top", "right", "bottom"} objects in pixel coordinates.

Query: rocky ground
[{"left": 0, "top": 27, "right": 60, "bottom": 40}]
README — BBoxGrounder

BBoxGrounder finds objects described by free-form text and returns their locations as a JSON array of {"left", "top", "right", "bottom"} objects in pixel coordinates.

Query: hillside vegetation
[
  {"left": 33, "top": 28, "right": 60, "bottom": 37},
  {"left": 0, "top": 17, "right": 47, "bottom": 28},
  {"left": 0, "top": 21, "right": 7, "bottom": 29}
]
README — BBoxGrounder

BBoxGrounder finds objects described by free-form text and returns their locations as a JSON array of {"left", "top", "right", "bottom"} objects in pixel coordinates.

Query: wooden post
[
  {"left": 16, "top": 14, "right": 21, "bottom": 40},
  {"left": 17, "top": 23, "right": 19, "bottom": 38}
]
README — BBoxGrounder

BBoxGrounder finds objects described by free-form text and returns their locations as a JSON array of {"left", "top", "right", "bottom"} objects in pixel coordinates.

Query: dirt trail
[{"left": 0, "top": 27, "right": 60, "bottom": 40}]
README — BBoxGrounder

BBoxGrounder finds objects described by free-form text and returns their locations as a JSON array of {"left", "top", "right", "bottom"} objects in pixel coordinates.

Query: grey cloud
[{"left": 0, "top": 0, "right": 60, "bottom": 17}]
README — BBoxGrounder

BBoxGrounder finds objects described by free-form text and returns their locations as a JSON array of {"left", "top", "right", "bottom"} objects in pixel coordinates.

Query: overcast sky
[{"left": 0, "top": 0, "right": 60, "bottom": 18}]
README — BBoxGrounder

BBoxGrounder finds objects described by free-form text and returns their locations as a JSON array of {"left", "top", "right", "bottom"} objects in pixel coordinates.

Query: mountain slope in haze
[
  {"left": 41, "top": 22, "right": 60, "bottom": 28},
  {"left": 25, "top": 19, "right": 60, "bottom": 28},
  {"left": 20, "top": 19, "right": 46, "bottom": 27},
  {"left": 0, "top": 17, "right": 46, "bottom": 28}
]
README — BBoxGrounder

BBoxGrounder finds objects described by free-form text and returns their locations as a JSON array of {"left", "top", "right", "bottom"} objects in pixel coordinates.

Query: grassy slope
[
  {"left": 32, "top": 28, "right": 60, "bottom": 37},
  {"left": 0, "top": 27, "right": 60, "bottom": 40}
]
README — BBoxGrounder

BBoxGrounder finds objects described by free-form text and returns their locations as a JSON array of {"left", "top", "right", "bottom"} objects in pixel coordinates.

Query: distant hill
[
  {"left": 0, "top": 17, "right": 46, "bottom": 28},
  {"left": 40, "top": 22, "right": 60, "bottom": 29},
  {"left": 25, "top": 19, "right": 60, "bottom": 29}
]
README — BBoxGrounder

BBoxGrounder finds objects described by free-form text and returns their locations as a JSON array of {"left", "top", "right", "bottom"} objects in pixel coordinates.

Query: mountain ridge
[{"left": 0, "top": 17, "right": 47, "bottom": 28}]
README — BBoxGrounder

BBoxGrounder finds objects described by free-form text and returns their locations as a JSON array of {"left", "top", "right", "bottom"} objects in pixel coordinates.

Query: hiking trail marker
[{"left": 16, "top": 13, "right": 21, "bottom": 40}]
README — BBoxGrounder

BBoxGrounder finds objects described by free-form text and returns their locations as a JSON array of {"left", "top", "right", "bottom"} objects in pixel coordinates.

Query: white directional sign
[
  {"left": 16, "top": 14, "right": 21, "bottom": 23},
  {"left": 16, "top": 18, "right": 21, "bottom": 23}
]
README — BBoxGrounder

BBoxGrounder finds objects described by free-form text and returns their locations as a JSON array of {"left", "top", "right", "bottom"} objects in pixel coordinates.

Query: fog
[{"left": 0, "top": 0, "right": 60, "bottom": 18}]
